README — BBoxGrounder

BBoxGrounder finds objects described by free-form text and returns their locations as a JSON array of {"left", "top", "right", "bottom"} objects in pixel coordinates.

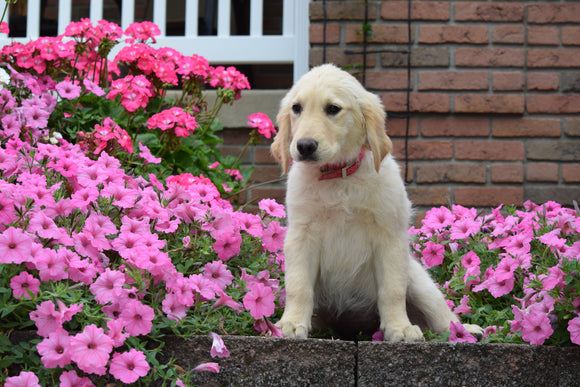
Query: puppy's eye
[
  {"left": 292, "top": 103, "right": 302, "bottom": 115},
  {"left": 325, "top": 104, "right": 342, "bottom": 116}
]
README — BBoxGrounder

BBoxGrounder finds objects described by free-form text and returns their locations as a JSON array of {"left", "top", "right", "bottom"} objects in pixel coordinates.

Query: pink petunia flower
[
  {"left": 203, "top": 260, "right": 234, "bottom": 291},
  {"left": 421, "top": 241, "right": 445, "bottom": 268},
  {"left": 461, "top": 251, "right": 480, "bottom": 268},
  {"left": 568, "top": 316, "right": 580, "bottom": 345},
  {"left": 213, "top": 231, "right": 242, "bottom": 261},
  {"left": 258, "top": 198, "right": 286, "bottom": 218},
  {"left": 449, "top": 321, "right": 477, "bottom": 343},
  {"left": 36, "top": 328, "right": 72, "bottom": 368},
  {"left": 243, "top": 283, "right": 276, "bottom": 319},
  {"left": 59, "top": 370, "right": 95, "bottom": 387},
  {"left": 69, "top": 324, "right": 114, "bottom": 375},
  {"left": 138, "top": 141, "right": 162, "bottom": 164},
  {"left": 449, "top": 217, "right": 481, "bottom": 241},
  {"left": 261, "top": 221, "right": 286, "bottom": 253},
  {"left": 10, "top": 271, "right": 40, "bottom": 299},
  {"left": 543, "top": 265, "right": 566, "bottom": 291},
  {"left": 109, "top": 349, "right": 150, "bottom": 384},
  {"left": 90, "top": 268, "right": 126, "bottom": 304},
  {"left": 55, "top": 80, "right": 81, "bottom": 99},
  {"left": 119, "top": 300, "right": 155, "bottom": 336},
  {"left": 193, "top": 362, "right": 220, "bottom": 373},
  {"left": 0, "top": 227, "right": 34, "bottom": 264},
  {"left": 4, "top": 371, "right": 41, "bottom": 387},
  {"left": 162, "top": 292, "right": 188, "bottom": 321},
  {"left": 209, "top": 332, "right": 230, "bottom": 358},
  {"left": 521, "top": 313, "right": 553, "bottom": 345},
  {"left": 453, "top": 295, "right": 472, "bottom": 315}
]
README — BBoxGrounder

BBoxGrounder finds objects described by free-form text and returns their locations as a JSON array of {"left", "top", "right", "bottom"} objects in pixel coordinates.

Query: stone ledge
[
  {"left": 162, "top": 336, "right": 580, "bottom": 387},
  {"left": 168, "top": 90, "right": 287, "bottom": 129}
]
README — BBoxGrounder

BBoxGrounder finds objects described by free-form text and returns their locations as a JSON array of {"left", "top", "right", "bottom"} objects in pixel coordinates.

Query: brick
[
  {"left": 345, "top": 25, "right": 412, "bottom": 44},
  {"left": 310, "top": 47, "right": 377, "bottom": 68},
  {"left": 562, "top": 164, "right": 580, "bottom": 183},
  {"left": 526, "top": 140, "right": 580, "bottom": 161},
  {"left": 255, "top": 147, "right": 277, "bottom": 164},
  {"left": 527, "top": 73, "right": 559, "bottom": 91},
  {"left": 564, "top": 117, "right": 580, "bottom": 137},
  {"left": 218, "top": 145, "right": 254, "bottom": 164},
  {"left": 525, "top": 187, "right": 580, "bottom": 207},
  {"left": 526, "top": 163, "right": 559, "bottom": 183},
  {"left": 527, "top": 4, "right": 580, "bottom": 24},
  {"left": 248, "top": 187, "right": 286, "bottom": 204},
  {"left": 528, "top": 27, "right": 559, "bottom": 46},
  {"left": 396, "top": 161, "right": 414, "bottom": 183},
  {"left": 419, "top": 25, "right": 488, "bottom": 44},
  {"left": 492, "top": 25, "right": 524, "bottom": 45},
  {"left": 561, "top": 72, "right": 580, "bottom": 93},
  {"left": 492, "top": 72, "right": 524, "bottom": 91},
  {"left": 392, "top": 140, "right": 453, "bottom": 160},
  {"left": 362, "top": 70, "right": 413, "bottom": 91},
  {"left": 382, "top": 1, "right": 450, "bottom": 21},
  {"left": 491, "top": 163, "right": 524, "bottom": 183},
  {"left": 382, "top": 47, "right": 450, "bottom": 68},
  {"left": 309, "top": 24, "right": 340, "bottom": 44},
  {"left": 381, "top": 93, "right": 450, "bottom": 113},
  {"left": 563, "top": 27, "right": 580, "bottom": 46},
  {"left": 455, "top": 140, "right": 524, "bottom": 161},
  {"left": 493, "top": 118, "right": 561, "bottom": 138},
  {"left": 250, "top": 165, "right": 285, "bottom": 183},
  {"left": 455, "top": 3, "right": 524, "bottom": 22},
  {"left": 455, "top": 94, "right": 525, "bottom": 114},
  {"left": 387, "top": 117, "right": 419, "bottom": 137},
  {"left": 421, "top": 117, "right": 490, "bottom": 137},
  {"left": 455, "top": 187, "right": 524, "bottom": 207},
  {"left": 528, "top": 49, "right": 580, "bottom": 68},
  {"left": 418, "top": 71, "right": 488, "bottom": 91},
  {"left": 310, "top": 2, "right": 377, "bottom": 21},
  {"left": 456, "top": 48, "right": 525, "bottom": 68},
  {"left": 527, "top": 95, "right": 580, "bottom": 114},
  {"left": 407, "top": 186, "right": 451, "bottom": 206},
  {"left": 415, "top": 163, "right": 486, "bottom": 184}
]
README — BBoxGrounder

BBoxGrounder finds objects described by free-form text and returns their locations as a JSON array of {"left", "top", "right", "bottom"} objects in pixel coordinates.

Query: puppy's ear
[
  {"left": 271, "top": 99, "right": 292, "bottom": 175},
  {"left": 361, "top": 91, "right": 391, "bottom": 172}
]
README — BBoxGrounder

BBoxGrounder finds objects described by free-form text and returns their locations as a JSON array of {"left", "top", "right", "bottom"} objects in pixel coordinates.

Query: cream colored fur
[{"left": 271, "top": 64, "right": 483, "bottom": 341}]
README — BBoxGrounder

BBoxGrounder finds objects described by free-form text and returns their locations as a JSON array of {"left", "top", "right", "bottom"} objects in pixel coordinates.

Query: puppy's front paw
[
  {"left": 383, "top": 324, "right": 424, "bottom": 343},
  {"left": 463, "top": 323, "right": 484, "bottom": 341},
  {"left": 276, "top": 319, "right": 309, "bottom": 339}
]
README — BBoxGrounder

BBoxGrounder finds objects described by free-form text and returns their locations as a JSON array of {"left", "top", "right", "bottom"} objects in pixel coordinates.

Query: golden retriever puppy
[{"left": 271, "top": 64, "right": 482, "bottom": 341}]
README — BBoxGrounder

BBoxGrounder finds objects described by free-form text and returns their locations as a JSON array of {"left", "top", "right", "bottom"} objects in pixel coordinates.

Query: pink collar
[{"left": 318, "top": 150, "right": 365, "bottom": 181}]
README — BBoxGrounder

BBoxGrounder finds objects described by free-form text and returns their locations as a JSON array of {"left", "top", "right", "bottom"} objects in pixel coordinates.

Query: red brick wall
[{"left": 306, "top": 0, "right": 580, "bottom": 213}]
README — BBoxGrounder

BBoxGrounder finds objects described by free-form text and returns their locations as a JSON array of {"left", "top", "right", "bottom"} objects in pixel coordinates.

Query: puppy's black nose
[{"left": 296, "top": 138, "right": 318, "bottom": 159}]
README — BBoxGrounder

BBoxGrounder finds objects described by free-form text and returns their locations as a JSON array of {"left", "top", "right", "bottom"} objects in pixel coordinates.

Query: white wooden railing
[{"left": 0, "top": 0, "right": 310, "bottom": 81}]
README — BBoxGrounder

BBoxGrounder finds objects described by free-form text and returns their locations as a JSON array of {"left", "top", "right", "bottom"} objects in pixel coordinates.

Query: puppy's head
[{"left": 271, "top": 64, "right": 392, "bottom": 174}]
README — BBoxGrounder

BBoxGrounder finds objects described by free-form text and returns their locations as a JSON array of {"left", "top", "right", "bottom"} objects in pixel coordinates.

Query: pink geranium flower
[
  {"left": 243, "top": 283, "right": 275, "bottom": 319},
  {"left": 209, "top": 332, "right": 230, "bottom": 358},
  {"left": 10, "top": 271, "right": 40, "bottom": 299},
  {"left": 247, "top": 112, "right": 276, "bottom": 139},
  {"left": 449, "top": 321, "right": 477, "bottom": 343},
  {"left": 69, "top": 324, "right": 114, "bottom": 375},
  {"left": 109, "top": 349, "right": 150, "bottom": 384}
]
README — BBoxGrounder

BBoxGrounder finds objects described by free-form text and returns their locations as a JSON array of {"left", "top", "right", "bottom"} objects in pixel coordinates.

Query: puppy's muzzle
[{"left": 297, "top": 138, "right": 319, "bottom": 161}]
